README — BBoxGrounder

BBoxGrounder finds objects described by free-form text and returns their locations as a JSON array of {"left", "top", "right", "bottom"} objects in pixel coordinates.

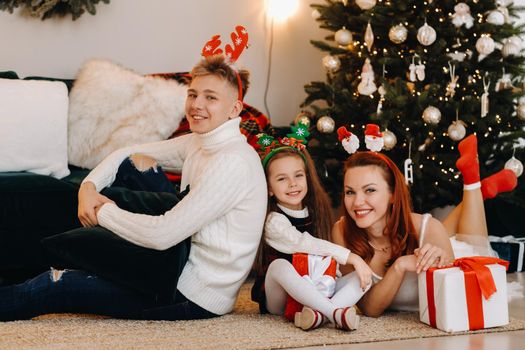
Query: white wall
[{"left": 0, "top": 0, "right": 326, "bottom": 126}]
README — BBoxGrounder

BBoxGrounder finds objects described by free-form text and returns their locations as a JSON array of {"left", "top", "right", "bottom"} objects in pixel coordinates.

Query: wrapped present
[
  {"left": 489, "top": 235, "right": 525, "bottom": 272},
  {"left": 283, "top": 253, "right": 337, "bottom": 321},
  {"left": 418, "top": 257, "right": 509, "bottom": 332}
]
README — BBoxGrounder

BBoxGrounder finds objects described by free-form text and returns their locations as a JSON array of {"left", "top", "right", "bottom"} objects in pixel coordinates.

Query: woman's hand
[
  {"left": 347, "top": 253, "right": 373, "bottom": 290},
  {"left": 393, "top": 254, "right": 418, "bottom": 274},
  {"left": 414, "top": 243, "right": 448, "bottom": 273},
  {"left": 78, "top": 182, "right": 114, "bottom": 227}
]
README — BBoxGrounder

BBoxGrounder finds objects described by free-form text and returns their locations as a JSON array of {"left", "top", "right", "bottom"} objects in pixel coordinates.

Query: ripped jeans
[{"left": 0, "top": 158, "right": 216, "bottom": 321}]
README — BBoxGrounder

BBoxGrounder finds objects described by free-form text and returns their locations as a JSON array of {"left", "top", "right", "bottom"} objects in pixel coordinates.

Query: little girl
[{"left": 251, "top": 129, "right": 373, "bottom": 331}]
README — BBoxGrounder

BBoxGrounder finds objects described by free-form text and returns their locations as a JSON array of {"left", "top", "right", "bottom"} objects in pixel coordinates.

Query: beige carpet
[{"left": 1, "top": 283, "right": 524, "bottom": 350}]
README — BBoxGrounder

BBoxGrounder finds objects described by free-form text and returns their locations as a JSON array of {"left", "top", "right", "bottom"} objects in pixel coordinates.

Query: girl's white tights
[{"left": 264, "top": 258, "right": 368, "bottom": 323}]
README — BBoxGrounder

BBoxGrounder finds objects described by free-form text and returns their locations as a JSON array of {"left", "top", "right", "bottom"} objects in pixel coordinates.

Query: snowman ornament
[{"left": 452, "top": 3, "right": 474, "bottom": 29}]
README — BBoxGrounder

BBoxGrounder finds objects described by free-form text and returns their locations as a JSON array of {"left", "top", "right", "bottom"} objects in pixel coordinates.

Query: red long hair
[{"left": 340, "top": 152, "right": 418, "bottom": 266}]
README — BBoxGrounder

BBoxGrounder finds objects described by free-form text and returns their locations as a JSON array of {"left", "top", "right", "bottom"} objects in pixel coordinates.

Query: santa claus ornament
[
  {"left": 337, "top": 127, "right": 360, "bottom": 154},
  {"left": 364, "top": 124, "right": 384, "bottom": 152},
  {"left": 337, "top": 124, "right": 384, "bottom": 153},
  {"left": 358, "top": 58, "right": 377, "bottom": 95}
]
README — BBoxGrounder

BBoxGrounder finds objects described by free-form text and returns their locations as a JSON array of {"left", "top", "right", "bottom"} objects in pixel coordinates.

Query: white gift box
[{"left": 418, "top": 261, "right": 508, "bottom": 332}]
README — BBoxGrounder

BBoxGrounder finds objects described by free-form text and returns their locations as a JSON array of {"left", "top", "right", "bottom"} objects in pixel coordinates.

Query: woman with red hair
[{"left": 332, "top": 134, "right": 517, "bottom": 317}]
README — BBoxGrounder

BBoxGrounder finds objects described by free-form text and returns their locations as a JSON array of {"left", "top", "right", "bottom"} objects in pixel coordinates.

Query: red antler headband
[
  {"left": 338, "top": 124, "right": 384, "bottom": 154},
  {"left": 201, "top": 25, "right": 249, "bottom": 102}
]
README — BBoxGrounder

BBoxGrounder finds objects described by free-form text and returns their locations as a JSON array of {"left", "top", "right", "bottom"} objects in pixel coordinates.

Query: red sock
[
  {"left": 456, "top": 134, "right": 480, "bottom": 185},
  {"left": 481, "top": 169, "right": 518, "bottom": 200}
]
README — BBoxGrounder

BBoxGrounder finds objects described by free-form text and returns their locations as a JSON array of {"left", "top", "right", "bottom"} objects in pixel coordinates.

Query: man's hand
[{"left": 78, "top": 182, "right": 114, "bottom": 227}]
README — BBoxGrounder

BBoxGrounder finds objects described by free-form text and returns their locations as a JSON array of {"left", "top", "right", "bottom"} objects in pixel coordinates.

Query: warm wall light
[{"left": 267, "top": 0, "right": 299, "bottom": 22}]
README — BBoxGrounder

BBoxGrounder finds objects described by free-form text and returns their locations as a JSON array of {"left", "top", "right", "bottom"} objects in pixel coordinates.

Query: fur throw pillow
[{"left": 68, "top": 59, "right": 187, "bottom": 169}]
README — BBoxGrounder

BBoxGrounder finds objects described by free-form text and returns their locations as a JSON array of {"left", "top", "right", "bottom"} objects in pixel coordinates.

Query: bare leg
[
  {"left": 442, "top": 203, "right": 462, "bottom": 236},
  {"left": 456, "top": 188, "right": 487, "bottom": 237}
]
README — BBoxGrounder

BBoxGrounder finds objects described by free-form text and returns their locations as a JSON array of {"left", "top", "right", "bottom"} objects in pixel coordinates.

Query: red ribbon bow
[{"left": 426, "top": 256, "right": 509, "bottom": 330}]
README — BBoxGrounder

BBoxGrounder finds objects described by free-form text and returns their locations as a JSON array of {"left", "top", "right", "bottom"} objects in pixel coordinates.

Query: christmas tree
[{"left": 302, "top": 0, "right": 525, "bottom": 219}]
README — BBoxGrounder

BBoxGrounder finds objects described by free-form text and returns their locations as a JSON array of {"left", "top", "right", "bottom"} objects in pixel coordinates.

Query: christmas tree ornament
[
  {"left": 409, "top": 56, "right": 417, "bottom": 82},
  {"left": 416, "top": 59, "right": 426, "bottom": 81},
  {"left": 422, "top": 106, "right": 442, "bottom": 124},
  {"left": 516, "top": 100, "right": 525, "bottom": 120},
  {"left": 445, "top": 62, "right": 458, "bottom": 98},
  {"left": 364, "top": 21, "right": 374, "bottom": 52},
  {"left": 322, "top": 55, "right": 341, "bottom": 71},
  {"left": 364, "top": 124, "right": 384, "bottom": 152},
  {"left": 377, "top": 84, "right": 386, "bottom": 115},
  {"left": 448, "top": 115, "right": 467, "bottom": 141},
  {"left": 451, "top": 3, "right": 474, "bottom": 29},
  {"left": 404, "top": 141, "right": 414, "bottom": 185},
  {"left": 335, "top": 27, "right": 353, "bottom": 46},
  {"left": 389, "top": 24, "right": 408, "bottom": 44},
  {"left": 294, "top": 111, "right": 312, "bottom": 127},
  {"left": 476, "top": 35, "right": 495, "bottom": 61},
  {"left": 311, "top": 9, "right": 321, "bottom": 19},
  {"left": 486, "top": 10, "right": 506, "bottom": 25},
  {"left": 355, "top": 0, "right": 376, "bottom": 10},
  {"left": 495, "top": 68, "right": 513, "bottom": 91},
  {"left": 481, "top": 76, "right": 490, "bottom": 118},
  {"left": 501, "top": 36, "right": 522, "bottom": 57},
  {"left": 357, "top": 58, "right": 377, "bottom": 95},
  {"left": 316, "top": 116, "right": 335, "bottom": 133},
  {"left": 505, "top": 156, "right": 523, "bottom": 177},
  {"left": 337, "top": 126, "right": 360, "bottom": 154},
  {"left": 417, "top": 22, "right": 437, "bottom": 46},
  {"left": 382, "top": 129, "right": 397, "bottom": 150}
]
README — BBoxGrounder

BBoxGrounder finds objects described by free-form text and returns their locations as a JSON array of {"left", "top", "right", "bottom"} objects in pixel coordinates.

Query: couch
[{"left": 0, "top": 66, "right": 272, "bottom": 285}]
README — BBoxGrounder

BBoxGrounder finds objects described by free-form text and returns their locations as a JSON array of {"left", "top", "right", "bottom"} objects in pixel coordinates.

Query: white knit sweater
[
  {"left": 83, "top": 118, "right": 267, "bottom": 315},
  {"left": 264, "top": 205, "right": 350, "bottom": 265}
]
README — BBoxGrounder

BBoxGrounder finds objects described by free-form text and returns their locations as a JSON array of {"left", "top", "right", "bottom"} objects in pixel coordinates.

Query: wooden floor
[{"left": 297, "top": 272, "right": 525, "bottom": 350}]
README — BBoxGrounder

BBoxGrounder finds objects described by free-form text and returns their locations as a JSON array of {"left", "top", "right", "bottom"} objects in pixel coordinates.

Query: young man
[{"left": 0, "top": 55, "right": 267, "bottom": 321}]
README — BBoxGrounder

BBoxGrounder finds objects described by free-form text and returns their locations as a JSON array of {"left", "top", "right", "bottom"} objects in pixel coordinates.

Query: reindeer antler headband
[
  {"left": 257, "top": 121, "right": 310, "bottom": 169},
  {"left": 201, "top": 25, "right": 249, "bottom": 101},
  {"left": 338, "top": 124, "right": 384, "bottom": 153}
]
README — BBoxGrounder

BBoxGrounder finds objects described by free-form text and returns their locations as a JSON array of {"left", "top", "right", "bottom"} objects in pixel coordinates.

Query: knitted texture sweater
[{"left": 84, "top": 118, "right": 267, "bottom": 315}]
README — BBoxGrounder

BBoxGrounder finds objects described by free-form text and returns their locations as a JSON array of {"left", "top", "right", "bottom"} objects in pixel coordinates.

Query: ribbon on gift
[
  {"left": 489, "top": 235, "right": 525, "bottom": 272},
  {"left": 283, "top": 253, "right": 337, "bottom": 321},
  {"left": 426, "top": 256, "right": 509, "bottom": 330}
]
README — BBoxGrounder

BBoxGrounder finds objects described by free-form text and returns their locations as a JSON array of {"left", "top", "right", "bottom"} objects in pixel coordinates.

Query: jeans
[{"left": 0, "top": 158, "right": 217, "bottom": 321}]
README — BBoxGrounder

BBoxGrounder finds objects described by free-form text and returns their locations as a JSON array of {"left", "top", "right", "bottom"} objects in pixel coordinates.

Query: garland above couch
[{"left": 0, "top": 0, "right": 110, "bottom": 20}]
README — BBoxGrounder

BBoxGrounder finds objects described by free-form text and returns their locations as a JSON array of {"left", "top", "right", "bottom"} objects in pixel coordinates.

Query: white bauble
[
  {"left": 389, "top": 24, "right": 408, "bottom": 44},
  {"left": 447, "top": 121, "right": 467, "bottom": 141},
  {"left": 476, "top": 35, "right": 495, "bottom": 55},
  {"left": 356, "top": 0, "right": 376, "bottom": 10},
  {"left": 417, "top": 23, "right": 437, "bottom": 46},
  {"left": 505, "top": 156, "right": 523, "bottom": 177},
  {"left": 382, "top": 130, "right": 397, "bottom": 150},
  {"left": 335, "top": 27, "right": 353, "bottom": 46},
  {"left": 487, "top": 10, "right": 505, "bottom": 25},
  {"left": 422, "top": 106, "right": 441, "bottom": 124},
  {"left": 517, "top": 102, "right": 525, "bottom": 120},
  {"left": 316, "top": 116, "right": 335, "bottom": 133},
  {"left": 322, "top": 55, "right": 341, "bottom": 71},
  {"left": 502, "top": 37, "right": 522, "bottom": 57}
]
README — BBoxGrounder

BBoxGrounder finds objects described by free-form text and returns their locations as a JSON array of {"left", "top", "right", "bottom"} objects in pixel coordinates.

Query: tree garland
[{"left": 0, "top": 0, "right": 110, "bottom": 20}]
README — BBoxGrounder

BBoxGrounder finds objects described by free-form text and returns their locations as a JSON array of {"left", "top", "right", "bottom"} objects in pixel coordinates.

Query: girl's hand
[
  {"left": 347, "top": 253, "right": 373, "bottom": 290},
  {"left": 414, "top": 243, "right": 447, "bottom": 273}
]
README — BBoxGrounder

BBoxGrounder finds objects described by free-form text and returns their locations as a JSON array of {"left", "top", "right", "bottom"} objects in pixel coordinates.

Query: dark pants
[{"left": 0, "top": 158, "right": 217, "bottom": 321}]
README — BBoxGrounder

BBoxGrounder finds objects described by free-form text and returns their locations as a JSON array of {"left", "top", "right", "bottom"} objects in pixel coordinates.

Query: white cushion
[
  {"left": 67, "top": 59, "right": 187, "bottom": 169},
  {"left": 0, "top": 78, "right": 70, "bottom": 179}
]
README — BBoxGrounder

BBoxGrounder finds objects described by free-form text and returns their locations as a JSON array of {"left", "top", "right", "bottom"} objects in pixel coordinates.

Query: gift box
[
  {"left": 283, "top": 253, "right": 337, "bottom": 321},
  {"left": 489, "top": 235, "right": 524, "bottom": 272},
  {"left": 418, "top": 257, "right": 509, "bottom": 332}
]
